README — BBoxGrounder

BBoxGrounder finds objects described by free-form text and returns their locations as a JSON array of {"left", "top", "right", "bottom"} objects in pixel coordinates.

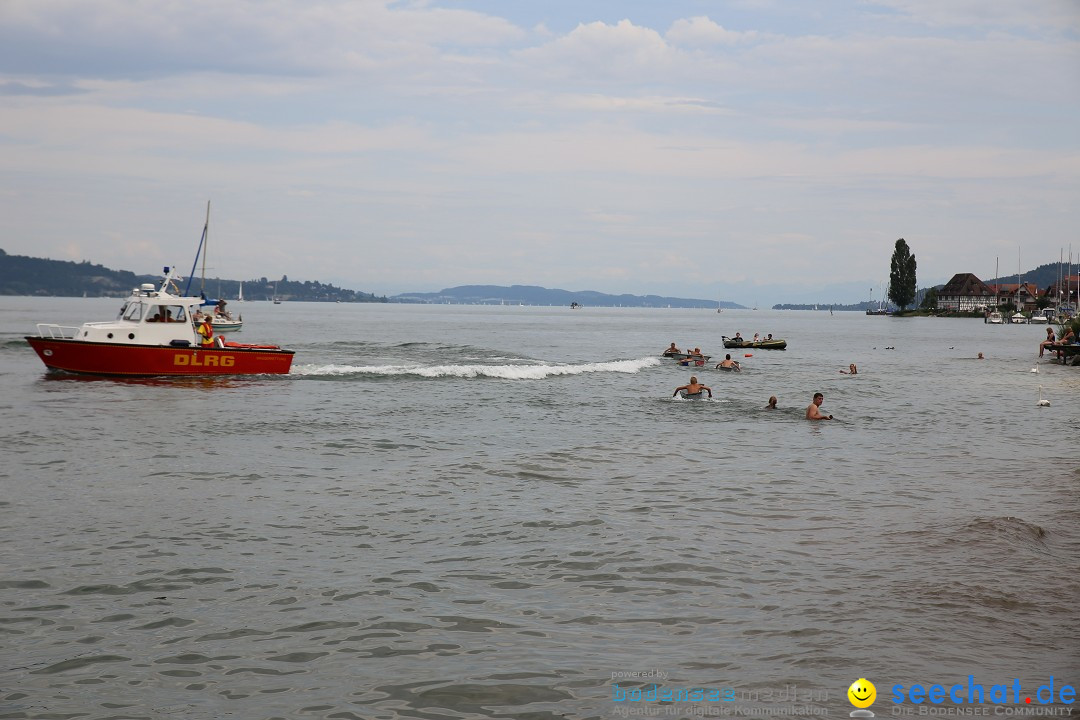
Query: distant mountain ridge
[{"left": 393, "top": 284, "right": 746, "bottom": 309}]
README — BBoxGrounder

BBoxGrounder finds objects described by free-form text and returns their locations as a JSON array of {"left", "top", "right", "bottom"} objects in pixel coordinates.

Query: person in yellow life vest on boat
[{"left": 197, "top": 316, "right": 215, "bottom": 348}]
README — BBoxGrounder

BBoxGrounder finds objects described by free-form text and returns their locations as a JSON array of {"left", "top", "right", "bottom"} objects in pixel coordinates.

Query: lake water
[{"left": 2, "top": 298, "right": 1078, "bottom": 720}]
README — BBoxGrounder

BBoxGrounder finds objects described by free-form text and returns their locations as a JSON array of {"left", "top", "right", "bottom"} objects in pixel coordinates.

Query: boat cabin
[{"left": 56, "top": 269, "right": 208, "bottom": 347}]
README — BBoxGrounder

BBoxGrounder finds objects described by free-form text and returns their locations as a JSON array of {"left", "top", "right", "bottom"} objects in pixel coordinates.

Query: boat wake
[{"left": 293, "top": 356, "right": 660, "bottom": 379}]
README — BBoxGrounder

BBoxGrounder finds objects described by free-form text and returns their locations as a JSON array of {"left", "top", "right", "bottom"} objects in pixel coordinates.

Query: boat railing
[{"left": 36, "top": 323, "right": 80, "bottom": 339}]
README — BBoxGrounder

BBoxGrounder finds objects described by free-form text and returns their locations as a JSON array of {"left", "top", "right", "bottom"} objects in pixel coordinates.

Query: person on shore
[
  {"left": 1039, "top": 327, "right": 1056, "bottom": 357},
  {"left": 674, "top": 376, "right": 712, "bottom": 399},
  {"left": 840, "top": 363, "right": 858, "bottom": 374},
  {"left": 806, "top": 392, "right": 833, "bottom": 420},
  {"left": 765, "top": 396, "right": 778, "bottom": 410},
  {"left": 716, "top": 354, "right": 740, "bottom": 371},
  {"left": 663, "top": 342, "right": 681, "bottom": 356}
]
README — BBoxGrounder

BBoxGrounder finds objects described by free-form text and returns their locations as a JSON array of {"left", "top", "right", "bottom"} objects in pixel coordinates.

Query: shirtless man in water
[
  {"left": 806, "top": 392, "right": 833, "bottom": 420},
  {"left": 673, "top": 376, "right": 712, "bottom": 398},
  {"left": 716, "top": 354, "right": 740, "bottom": 370}
]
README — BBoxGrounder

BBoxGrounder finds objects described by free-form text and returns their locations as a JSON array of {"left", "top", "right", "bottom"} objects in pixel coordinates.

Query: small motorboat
[
  {"left": 26, "top": 266, "right": 294, "bottom": 377},
  {"left": 207, "top": 312, "right": 243, "bottom": 333},
  {"left": 722, "top": 336, "right": 787, "bottom": 350}
]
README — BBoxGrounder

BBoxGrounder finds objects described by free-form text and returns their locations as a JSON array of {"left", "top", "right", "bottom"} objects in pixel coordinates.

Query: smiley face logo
[{"left": 847, "top": 678, "right": 876, "bottom": 709}]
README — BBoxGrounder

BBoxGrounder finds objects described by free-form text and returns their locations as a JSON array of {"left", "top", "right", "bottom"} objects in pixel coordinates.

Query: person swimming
[
  {"left": 673, "top": 376, "right": 712, "bottom": 399},
  {"left": 716, "top": 354, "right": 741, "bottom": 371}
]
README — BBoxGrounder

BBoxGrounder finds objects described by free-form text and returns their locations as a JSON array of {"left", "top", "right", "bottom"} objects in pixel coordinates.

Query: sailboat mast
[
  {"left": 200, "top": 201, "right": 210, "bottom": 296},
  {"left": 182, "top": 200, "right": 211, "bottom": 297}
]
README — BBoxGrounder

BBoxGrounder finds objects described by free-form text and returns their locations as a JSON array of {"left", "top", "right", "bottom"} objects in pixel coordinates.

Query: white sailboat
[
  {"left": 187, "top": 201, "right": 243, "bottom": 332},
  {"left": 238, "top": 282, "right": 244, "bottom": 303}
]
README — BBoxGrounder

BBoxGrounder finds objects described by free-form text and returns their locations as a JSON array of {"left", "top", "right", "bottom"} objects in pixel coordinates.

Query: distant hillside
[
  {"left": 393, "top": 284, "right": 746, "bottom": 309},
  {"left": 0, "top": 249, "right": 386, "bottom": 302},
  {"left": 984, "top": 261, "right": 1077, "bottom": 289},
  {"left": 0, "top": 249, "right": 153, "bottom": 297}
]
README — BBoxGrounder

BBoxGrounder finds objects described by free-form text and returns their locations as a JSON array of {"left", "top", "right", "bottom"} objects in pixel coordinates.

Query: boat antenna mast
[{"left": 183, "top": 201, "right": 211, "bottom": 297}]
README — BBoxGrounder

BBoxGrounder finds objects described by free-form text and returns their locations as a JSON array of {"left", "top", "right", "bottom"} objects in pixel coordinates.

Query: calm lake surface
[{"left": 2, "top": 298, "right": 1078, "bottom": 720}]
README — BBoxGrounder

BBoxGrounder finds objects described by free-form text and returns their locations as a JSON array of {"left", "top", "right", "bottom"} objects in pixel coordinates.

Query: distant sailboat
[
  {"left": 717, "top": 292, "right": 723, "bottom": 313},
  {"left": 238, "top": 282, "right": 244, "bottom": 302},
  {"left": 273, "top": 282, "right": 282, "bottom": 304}
]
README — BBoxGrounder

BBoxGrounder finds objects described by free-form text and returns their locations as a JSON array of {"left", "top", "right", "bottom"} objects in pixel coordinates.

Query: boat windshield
[
  {"left": 123, "top": 302, "right": 144, "bottom": 321},
  {"left": 145, "top": 305, "right": 188, "bottom": 324}
]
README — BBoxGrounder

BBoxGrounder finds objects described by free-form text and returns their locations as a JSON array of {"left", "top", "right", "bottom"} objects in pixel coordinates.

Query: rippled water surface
[{"left": 2, "top": 299, "right": 1078, "bottom": 719}]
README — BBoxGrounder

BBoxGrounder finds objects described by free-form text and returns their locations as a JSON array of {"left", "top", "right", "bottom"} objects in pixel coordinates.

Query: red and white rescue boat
[{"left": 26, "top": 267, "right": 294, "bottom": 377}]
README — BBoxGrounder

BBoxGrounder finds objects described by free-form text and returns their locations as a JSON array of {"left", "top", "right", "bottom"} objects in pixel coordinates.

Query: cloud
[
  {"left": 515, "top": 19, "right": 684, "bottom": 82},
  {"left": 0, "top": 0, "right": 525, "bottom": 78},
  {"left": 666, "top": 16, "right": 760, "bottom": 46},
  {"left": 0, "top": 80, "right": 86, "bottom": 97}
]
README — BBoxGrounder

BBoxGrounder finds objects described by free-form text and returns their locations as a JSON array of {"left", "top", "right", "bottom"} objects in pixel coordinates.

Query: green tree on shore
[
  {"left": 889, "top": 238, "right": 917, "bottom": 311},
  {"left": 920, "top": 286, "right": 937, "bottom": 310}
]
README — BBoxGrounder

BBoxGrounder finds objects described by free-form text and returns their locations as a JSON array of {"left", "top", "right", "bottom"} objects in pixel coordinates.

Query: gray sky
[{"left": 1, "top": 0, "right": 1078, "bottom": 303}]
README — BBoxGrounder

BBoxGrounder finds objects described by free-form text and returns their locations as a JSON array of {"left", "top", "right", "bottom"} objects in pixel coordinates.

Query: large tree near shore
[{"left": 889, "top": 238, "right": 917, "bottom": 310}]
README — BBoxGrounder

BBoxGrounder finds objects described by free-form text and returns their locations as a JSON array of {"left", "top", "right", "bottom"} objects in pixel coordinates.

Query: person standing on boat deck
[
  {"left": 673, "top": 376, "right": 712, "bottom": 398},
  {"left": 765, "top": 396, "right": 778, "bottom": 409},
  {"left": 1039, "top": 327, "right": 1056, "bottom": 357},
  {"left": 215, "top": 299, "right": 228, "bottom": 318},
  {"left": 197, "top": 317, "right": 215, "bottom": 348},
  {"left": 806, "top": 393, "right": 833, "bottom": 420}
]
